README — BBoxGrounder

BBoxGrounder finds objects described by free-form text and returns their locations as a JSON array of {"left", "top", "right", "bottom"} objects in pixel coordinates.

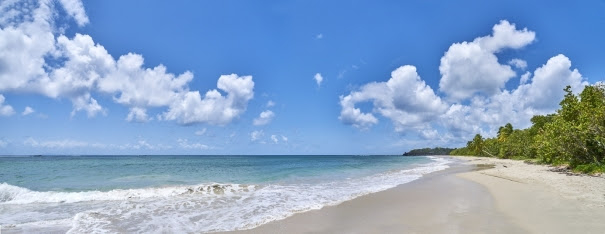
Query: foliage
[
  {"left": 402, "top": 147, "right": 455, "bottom": 156},
  {"left": 450, "top": 84, "right": 605, "bottom": 174},
  {"left": 573, "top": 164, "right": 605, "bottom": 174}
]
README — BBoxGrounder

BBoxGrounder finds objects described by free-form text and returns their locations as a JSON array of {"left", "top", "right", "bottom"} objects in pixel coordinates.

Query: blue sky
[{"left": 0, "top": 0, "right": 604, "bottom": 155}]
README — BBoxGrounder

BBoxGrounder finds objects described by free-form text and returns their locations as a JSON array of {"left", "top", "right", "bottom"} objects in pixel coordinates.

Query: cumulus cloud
[
  {"left": 314, "top": 73, "right": 323, "bottom": 87},
  {"left": 160, "top": 74, "right": 255, "bottom": 125},
  {"left": 340, "top": 21, "right": 588, "bottom": 143},
  {"left": 253, "top": 110, "right": 275, "bottom": 126},
  {"left": 97, "top": 52, "right": 192, "bottom": 107},
  {"left": 281, "top": 135, "right": 288, "bottom": 142},
  {"left": 339, "top": 65, "right": 447, "bottom": 132},
  {"left": 520, "top": 71, "right": 531, "bottom": 85},
  {"left": 509, "top": 58, "right": 528, "bottom": 70},
  {"left": 177, "top": 139, "right": 209, "bottom": 150},
  {"left": 440, "top": 54, "right": 587, "bottom": 138},
  {"left": 439, "top": 20, "right": 536, "bottom": 100},
  {"left": 70, "top": 93, "right": 105, "bottom": 117},
  {"left": 250, "top": 130, "right": 264, "bottom": 142},
  {"left": 58, "top": 0, "right": 89, "bottom": 26},
  {"left": 0, "top": 94, "right": 15, "bottom": 116},
  {"left": 0, "top": 139, "right": 7, "bottom": 148},
  {"left": 513, "top": 54, "right": 587, "bottom": 112},
  {"left": 126, "top": 107, "right": 149, "bottom": 122},
  {"left": 22, "top": 106, "right": 35, "bottom": 116},
  {"left": 0, "top": 1, "right": 254, "bottom": 123},
  {"left": 270, "top": 135, "right": 278, "bottom": 143}
]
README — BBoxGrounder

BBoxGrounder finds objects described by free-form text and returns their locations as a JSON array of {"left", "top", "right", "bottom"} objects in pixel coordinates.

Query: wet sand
[
  {"left": 230, "top": 156, "right": 605, "bottom": 234},
  {"left": 229, "top": 161, "right": 525, "bottom": 234}
]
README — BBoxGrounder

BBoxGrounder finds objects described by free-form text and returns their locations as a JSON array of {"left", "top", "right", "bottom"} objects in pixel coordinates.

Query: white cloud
[
  {"left": 509, "top": 58, "right": 528, "bottom": 70},
  {"left": 271, "top": 135, "right": 278, "bottom": 143},
  {"left": 266, "top": 100, "right": 275, "bottom": 108},
  {"left": 339, "top": 65, "right": 447, "bottom": 132},
  {"left": 440, "top": 54, "right": 587, "bottom": 138},
  {"left": 23, "top": 137, "right": 105, "bottom": 149},
  {"left": 118, "top": 140, "right": 172, "bottom": 150},
  {"left": 340, "top": 21, "right": 588, "bottom": 143},
  {"left": 20, "top": 137, "right": 178, "bottom": 151},
  {"left": 177, "top": 138, "right": 209, "bottom": 150},
  {"left": 22, "top": 106, "right": 35, "bottom": 116},
  {"left": 0, "top": 139, "right": 7, "bottom": 148},
  {"left": 0, "top": 1, "right": 55, "bottom": 92},
  {"left": 161, "top": 74, "right": 254, "bottom": 125},
  {"left": 314, "top": 73, "right": 323, "bottom": 87},
  {"left": 520, "top": 71, "right": 531, "bottom": 85},
  {"left": 126, "top": 107, "right": 149, "bottom": 122},
  {"left": 513, "top": 54, "right": 587, "bottom": 112},
  {"left": 195, "top": 128, "right": 207, "bottom": 136},
  {"left": 97, "top": 52, "right": 192, "bottom": 107},
  {"left": 0, "top": 1, "right": 255, "bottom": 124},
  {"left": 250, "top": 130, "right": 264, "bottom": 142},
  {"left": 316, "top": 33, "right": 323, "bottom": 39},
  {"left": 281, "top": 135, "right": 288, "bottom": 142},
  {"left": 439, "top": 20, "right": 536, "bottom": 100},
  {"left": 70, "top": 93, "right": 105, "bottom": 117},
  {"left": 58, "top": 0, "right": 89, "bottom": 26},
  {"left": 253, "top": 110, "right": 275, "bottom": 126},
  {"left": 0, "top": 94, "right": 15, "bottom": 116}
]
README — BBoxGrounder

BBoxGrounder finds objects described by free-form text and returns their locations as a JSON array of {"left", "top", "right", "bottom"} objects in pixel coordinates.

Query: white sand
[
  {"left": 456, "top": 156, "right": 605, "bottom": 234},
  {"left": 227, "top": 157, "right": 605, "bottom": 234},
  {"left": 229, "top": 163, "right": 525, "bottom": 234},
  {"left": 454, "top": 156, "right": 605, "bottom": 207}
]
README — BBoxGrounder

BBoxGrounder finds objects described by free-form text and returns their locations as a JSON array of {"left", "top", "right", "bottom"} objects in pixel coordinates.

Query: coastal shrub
[
  {"left": 452, "top": 84, "right": 605, "bottom": 174},
  {"left": 482, "top": 138, "right": 499, "bottom": 157},
  {"left": 573, "top": 164, "right": 605, "bottom": 174},
  {"left": 535, "top": 85, "right": 605, "bottom": 167}
]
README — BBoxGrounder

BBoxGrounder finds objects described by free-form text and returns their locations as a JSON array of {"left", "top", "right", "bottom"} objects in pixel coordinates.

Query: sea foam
[{"left": 0, "top": 156, "right": 452, "bottom": 233}]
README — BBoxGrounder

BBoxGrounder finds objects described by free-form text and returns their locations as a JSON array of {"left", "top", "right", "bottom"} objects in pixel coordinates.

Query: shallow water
[{"left": 0, "top": 155, "right": 451, "bottom": 233}]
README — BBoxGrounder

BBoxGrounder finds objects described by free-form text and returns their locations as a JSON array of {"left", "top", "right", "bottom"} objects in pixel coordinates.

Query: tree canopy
[
  {"left": 450, "top": 84, "right": 605, "bottom": 174},
  {"left": 403, "top": 147, "right": 455, "bottom": 156}
]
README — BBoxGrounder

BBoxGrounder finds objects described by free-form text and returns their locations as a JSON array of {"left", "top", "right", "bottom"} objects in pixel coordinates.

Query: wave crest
[{"left": 0, "top": 183, "right": 257, "bottom": 204}]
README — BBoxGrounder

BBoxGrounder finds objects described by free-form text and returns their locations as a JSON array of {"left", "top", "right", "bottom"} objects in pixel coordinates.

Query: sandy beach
[
  {"left": 456, "top": 156, "right": 605, "bottom": 233},
  {"left": 230, "top": 156, "right": 605, "bottom": 234}
]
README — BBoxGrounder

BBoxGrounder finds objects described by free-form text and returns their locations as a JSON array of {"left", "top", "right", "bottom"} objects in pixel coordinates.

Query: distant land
[{"left": 402, "top": 147, "right": 455, "bottom": 156}]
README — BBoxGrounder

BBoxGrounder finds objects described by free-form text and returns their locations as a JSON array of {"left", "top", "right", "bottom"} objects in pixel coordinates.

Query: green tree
[
  {"left": 535, "top": 84, "right": 605, "bottom": 166},
  {"left": 470, "top": 134, "right": 484, "bottom": 156},
  {"left": 482, "top": 138, "right": 499, "bottom": 157},
  {"left": 454, "top": 84, "right": 605, "bottom": 173},
  {"left": 497, "top": 123, "right": 514, "bottom": 158},
  {"left": 500, "top": 129, "right": 531, "bottom": 159},
  {"left": 497, "top": 123, "right": 513, "bottom": 142},
  {"left": 559, "top": 85, "right": 580, "bottom": 122},
  {"left": 577, "top": 84, "right": 605, "bottom": 165}
]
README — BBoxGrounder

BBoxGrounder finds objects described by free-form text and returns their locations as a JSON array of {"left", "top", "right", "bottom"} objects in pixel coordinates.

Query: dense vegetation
[
  {"left": 403, "top": 147, "right": 455, "bottom": 156},
  {"left": 450, "top": 84, "right": 605, "bottom": 174}
]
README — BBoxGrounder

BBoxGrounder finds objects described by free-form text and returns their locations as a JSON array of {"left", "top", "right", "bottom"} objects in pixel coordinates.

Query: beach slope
[
  {"left": 231, "top": 157, "right": 605, "bottom": 234},
  {"left": 456, "top": 156, "right": 605, "bottom": 234}
]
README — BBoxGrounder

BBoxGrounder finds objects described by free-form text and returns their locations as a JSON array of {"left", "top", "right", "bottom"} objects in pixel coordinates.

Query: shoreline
[
  {"left": 229, "top": 156, "right": 605, "bottom": 233},
  {"left": 228, "top": 158, "right": 523, "bottom": 233},
  {"left": 455, "top": 156, "right": 605, "bottom": 233}
]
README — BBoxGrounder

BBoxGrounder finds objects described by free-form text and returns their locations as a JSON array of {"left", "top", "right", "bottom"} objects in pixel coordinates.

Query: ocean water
[{"left": 0, "top": 155, "right": 452, "bottom": 233}]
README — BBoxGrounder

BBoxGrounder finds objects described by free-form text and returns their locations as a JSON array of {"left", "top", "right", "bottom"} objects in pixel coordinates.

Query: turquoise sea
[{"left": 0, "top": 155, "right": 451, "bottom": 233}]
